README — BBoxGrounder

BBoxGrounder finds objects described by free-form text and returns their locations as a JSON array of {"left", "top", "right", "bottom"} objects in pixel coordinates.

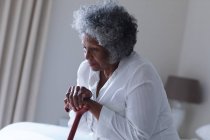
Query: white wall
[
  {"left": 178, "top": 0, "right": 210, "bottom": 138},
  {"left": 35, "top": 0, "right": 188, "bottom": 130},
  {"left": 34, "top": 0, "right": 102, "bottom": 125},
  {"left": 120, "top": 0, "right": 188, "bottom": 83}
]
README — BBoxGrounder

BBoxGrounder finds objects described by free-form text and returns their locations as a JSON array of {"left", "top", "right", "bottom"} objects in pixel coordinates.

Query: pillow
[{"left": 196, "top": 124, "right": 210, "bottom": 140}]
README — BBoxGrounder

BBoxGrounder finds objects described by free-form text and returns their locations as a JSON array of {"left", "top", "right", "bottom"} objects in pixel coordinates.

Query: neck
[{"left": 102, "top": 62, "right": 119, "bottom": 79}]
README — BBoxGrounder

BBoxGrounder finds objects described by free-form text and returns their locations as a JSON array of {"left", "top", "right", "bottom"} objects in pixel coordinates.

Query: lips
[
  {"left": 89, "top": 63, "right": 97, "bottom": 67},
  {"left": 88, "top": 61, "right": 97, "bottom": 67}
]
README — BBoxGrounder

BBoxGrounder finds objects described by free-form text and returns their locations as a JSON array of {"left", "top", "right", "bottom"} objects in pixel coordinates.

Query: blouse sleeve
[
  {"left": 96, "top": 64, "right": 165, "bottom": 139},
  {"left": 76, "top": 60, "right": 89, "bottom": 86},
  {"left": 68, "top": 60, "right": 92, "bottom": 134}
]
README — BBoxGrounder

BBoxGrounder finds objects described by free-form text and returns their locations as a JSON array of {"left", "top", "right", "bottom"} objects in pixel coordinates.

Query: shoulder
[
  {"left": 122, "top": 51, "right": 162, "bottom": 85},
  {"left": 123, "top": 52, "right": 158, "bottom": 75},
  {"left": 123, "top": 52, "right": 165, "bottom": 97}
]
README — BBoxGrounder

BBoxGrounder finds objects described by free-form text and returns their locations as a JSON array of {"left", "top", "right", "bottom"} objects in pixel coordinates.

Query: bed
[
  {"left": 0, "top": 122, "right": 92, "bottom": 140},
  {"left": 1, "top": 122, "right": 208, "bottom": 140},
  {"left": 195, "top": 124, "right": 210, "bottom": 140}
]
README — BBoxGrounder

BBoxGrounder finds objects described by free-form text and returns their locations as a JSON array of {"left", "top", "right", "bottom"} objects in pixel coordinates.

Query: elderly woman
[{"left": 64, "top": 1, "right": 180, "bottom": 140}]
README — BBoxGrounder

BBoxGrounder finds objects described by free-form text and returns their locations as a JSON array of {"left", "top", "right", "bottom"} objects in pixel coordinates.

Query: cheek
[{"left": 95, "top": 55, "right": 109, "bottom": 66}]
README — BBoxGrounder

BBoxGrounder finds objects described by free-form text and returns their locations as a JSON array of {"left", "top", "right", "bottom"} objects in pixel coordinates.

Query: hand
[
  {"left": 66, "top": 86, "right": 92, "bottom": 112},
  {"left": 64, "top": 97, "right": 70, "bottom": 112}
]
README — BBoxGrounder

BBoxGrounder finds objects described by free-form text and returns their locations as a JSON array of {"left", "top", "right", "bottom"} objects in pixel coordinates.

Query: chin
[
  {"left": 89, "top": 64, "right": 101, "bottom": 71},
  {"left": 90, "top": 67, "right": 100, "bottom": 71}
]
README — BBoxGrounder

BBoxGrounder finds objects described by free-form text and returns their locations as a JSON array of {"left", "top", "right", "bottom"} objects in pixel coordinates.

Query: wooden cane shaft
[{"left": 67, "top": 113, "right": 83, "bottom": 140}]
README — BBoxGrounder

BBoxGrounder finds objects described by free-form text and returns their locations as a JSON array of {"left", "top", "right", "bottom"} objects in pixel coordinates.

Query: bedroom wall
[
  {"left": 34, "top": 0, "right": 188, "bottom": 130},
  {"left": 177, "top": 0, "right": 210, "bottom": 138}
]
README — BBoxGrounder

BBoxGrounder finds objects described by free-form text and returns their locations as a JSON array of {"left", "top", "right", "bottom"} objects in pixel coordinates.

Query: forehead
[
  {"left": 82, "top": 34, "right": 109, "bottom": 55},
  {"left": 82, "top": 34, "right": 99, "bottom": 46}
]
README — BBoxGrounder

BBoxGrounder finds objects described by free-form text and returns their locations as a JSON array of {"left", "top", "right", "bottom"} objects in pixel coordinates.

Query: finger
[
  {"left": 69, "top": 86, "right": 76, "bottom": 111},
  {"left": 69, "top": 86, "right": 75, "bottom": 100},
  {"left": 68, "top": 86, "right": 72, "bottom": 93},
  {"left": 64, "top": 98, "right": 70, "bottom": 112},
  {"left": 73, "top": 86, "right": 80, "bottom": 110},
  {"left": 64, "top": 98, "right": 68, "bottom": 104},
  {"left": 64, "top": 104, "right": 70, "bottom": 112},
  {"left": 66, "top": 92, "right": 69, "bottom": 98},
  {"left": 80, "top": 86, "right": 92, "bottom": 99},
  {"left": 66, "top": 93, "right": 69, "bottom": 102},
  {"left": 66, "top": 86, "right": 71, "bottom": 101},
  {"left": 76, "top": 106, "right": 89, "bottom": 115},
  {"left": 77, "top": 88, "right": 84, "bottom": 108}
]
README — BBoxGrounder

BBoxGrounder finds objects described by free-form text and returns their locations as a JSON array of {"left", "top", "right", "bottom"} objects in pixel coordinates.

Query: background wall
[
  {"left": 33, "top": 0, "right": 210, "bottom": 138},
  {"left": 177, "top": 0, "right": 210, "bottom": 138}
]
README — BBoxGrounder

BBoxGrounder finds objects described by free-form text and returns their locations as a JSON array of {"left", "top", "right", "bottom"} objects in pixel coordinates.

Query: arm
[{"left": 96, "top": 81, "right": 161, "bottom": 140}]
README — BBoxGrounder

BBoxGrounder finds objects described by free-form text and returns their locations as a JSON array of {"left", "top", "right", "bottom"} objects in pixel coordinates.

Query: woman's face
[{"left": 82, "top": 34, "right": 110, "bottom": 71}]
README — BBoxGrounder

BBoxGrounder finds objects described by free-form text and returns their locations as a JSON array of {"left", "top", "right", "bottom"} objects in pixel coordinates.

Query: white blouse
[{"left": 68, "top": 51, "right": 180, "bottom": 140}]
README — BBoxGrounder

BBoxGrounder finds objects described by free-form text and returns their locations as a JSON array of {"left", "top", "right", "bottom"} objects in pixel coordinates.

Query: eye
[
  {"left": 83, "top": 46, "right": 87, "bottom": 52},
  {"left": 90, "top": 48, "right": 98, "bottom": 52}
]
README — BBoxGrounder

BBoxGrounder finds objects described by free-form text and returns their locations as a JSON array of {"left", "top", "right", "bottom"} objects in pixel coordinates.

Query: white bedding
[
  {"left": 0, "top": 122, "right": 92, "bottom": 140},
  {"left": 196, "top": 124, "right": 210, "bottom": 140},
  {"left": 1, "top": 122, "right": 205, "bottom": 140}
]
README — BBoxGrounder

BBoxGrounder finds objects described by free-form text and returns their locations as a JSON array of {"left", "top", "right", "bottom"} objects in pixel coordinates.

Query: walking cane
[{"left": 67, "top": 107, "right": 89, "bottom": 140}]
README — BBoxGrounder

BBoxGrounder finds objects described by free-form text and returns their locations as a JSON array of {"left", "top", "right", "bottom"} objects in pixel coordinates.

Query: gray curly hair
[{"left": 72, "top": 0, "right": 138, "bottom": 63}]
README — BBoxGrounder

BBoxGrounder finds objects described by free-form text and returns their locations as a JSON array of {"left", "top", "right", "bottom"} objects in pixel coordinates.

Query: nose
[{"left": 84, "top": 49, "right": 91, "bottom": 60}]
